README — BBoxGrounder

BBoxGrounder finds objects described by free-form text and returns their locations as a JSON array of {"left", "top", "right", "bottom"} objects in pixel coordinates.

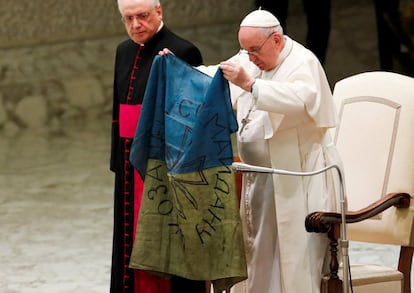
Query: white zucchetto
[{"left": 240, "top": 9, "right": 280, "bottom": 28}]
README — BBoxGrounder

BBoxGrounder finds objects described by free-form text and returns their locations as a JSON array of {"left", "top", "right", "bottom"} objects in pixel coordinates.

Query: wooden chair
[{"left": 306, "top": 71, "right": 414, "bottom": 293}]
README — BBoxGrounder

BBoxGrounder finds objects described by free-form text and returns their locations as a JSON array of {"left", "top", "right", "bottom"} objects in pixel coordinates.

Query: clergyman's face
[{"left": 120, "top": 0, "right": 162, "bottom": 44}]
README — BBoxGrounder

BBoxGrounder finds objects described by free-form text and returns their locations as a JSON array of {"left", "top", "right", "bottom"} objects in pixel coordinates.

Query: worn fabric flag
[{"left": 129, "top": 54, "right": 247, "bottom": 291}]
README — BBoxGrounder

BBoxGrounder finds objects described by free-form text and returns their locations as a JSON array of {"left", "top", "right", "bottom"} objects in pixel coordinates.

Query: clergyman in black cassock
[{"left": 110, "top": 1, "right": 204, "bottom": 292}]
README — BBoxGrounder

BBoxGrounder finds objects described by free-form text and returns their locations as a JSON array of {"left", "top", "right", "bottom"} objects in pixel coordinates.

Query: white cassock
[
  {"left": 200, "top": 35, "right": 341, "bottom": 293},
  {"left": 230, "top": 36, "right": 341, "bottom": 293}
]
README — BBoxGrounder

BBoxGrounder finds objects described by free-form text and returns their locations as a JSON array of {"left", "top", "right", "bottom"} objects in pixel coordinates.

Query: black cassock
[{"left": 110, "top": 26, "right": 204, "bottom": 293}]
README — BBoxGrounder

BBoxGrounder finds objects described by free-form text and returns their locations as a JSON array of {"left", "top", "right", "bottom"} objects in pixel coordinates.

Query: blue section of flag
[{"left": 130, "top": 54, "right": 238, "bottom": 177}]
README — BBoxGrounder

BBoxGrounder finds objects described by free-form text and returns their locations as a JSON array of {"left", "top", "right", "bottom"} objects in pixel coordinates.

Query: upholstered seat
[{"left": 323, "top": 264, "right": 403, "bottom": 293}]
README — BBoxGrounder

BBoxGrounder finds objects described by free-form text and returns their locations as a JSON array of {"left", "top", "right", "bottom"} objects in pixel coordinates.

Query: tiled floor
[{"left": 0, "top": 121, "right": 113, "bottom": 292}]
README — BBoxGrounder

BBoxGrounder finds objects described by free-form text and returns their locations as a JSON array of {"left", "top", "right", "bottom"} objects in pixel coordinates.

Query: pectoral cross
[{"left": 239, "top": 109, "right": 252, "bottom": 135}]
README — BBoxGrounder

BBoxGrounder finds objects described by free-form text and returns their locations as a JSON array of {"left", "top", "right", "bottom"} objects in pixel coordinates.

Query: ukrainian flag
[{"left": 129, "top": 55, "right": 247, "bottom": 291}]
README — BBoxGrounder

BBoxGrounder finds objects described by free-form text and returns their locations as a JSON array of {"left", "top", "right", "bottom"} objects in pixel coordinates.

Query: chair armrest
[{"left": 305, "top": 192, "right": 411, "bottom": 233}]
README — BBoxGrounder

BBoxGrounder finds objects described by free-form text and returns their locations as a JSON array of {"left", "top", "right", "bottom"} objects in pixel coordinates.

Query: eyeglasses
[
  {"left": 239, "top": 33, "right": 274, "bottom": 56},
  {"left": 121, "top": 11, "right": 152, "bottom": 24}
]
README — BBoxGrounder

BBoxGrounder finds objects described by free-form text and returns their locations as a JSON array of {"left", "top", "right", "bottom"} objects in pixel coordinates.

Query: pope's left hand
[{"left": 220, "top": 61, "right": 255, "bottom": 92}]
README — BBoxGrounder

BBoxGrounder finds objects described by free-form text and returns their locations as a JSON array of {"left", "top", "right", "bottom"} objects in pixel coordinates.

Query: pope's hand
[
  {"left": 220, "top": 61, "right": 255, "bottom": 92},
  {"left": 158, "top": 48, "right": 172, "bottom": 56}
]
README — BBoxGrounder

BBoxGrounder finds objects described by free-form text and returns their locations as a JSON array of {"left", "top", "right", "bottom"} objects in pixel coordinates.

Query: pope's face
[
  {"left": 120, "top": 0, "right": 162, "bottom": 44},
  {"left": 238, "top": 27, "right": 283, "bottom": 71}
]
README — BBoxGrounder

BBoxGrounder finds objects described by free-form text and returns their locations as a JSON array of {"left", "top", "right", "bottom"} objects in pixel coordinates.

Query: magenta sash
[{"left": 119, "top": 104, "right": 141, "bottom": 139}]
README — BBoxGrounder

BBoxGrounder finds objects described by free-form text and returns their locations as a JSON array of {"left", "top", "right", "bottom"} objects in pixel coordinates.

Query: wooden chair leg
[
  {"left": 398, "top": 246, "right": 414, "bottom": 293},
  {"left": 327, "top": 227, "right": 343, "bottom": 293}
]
